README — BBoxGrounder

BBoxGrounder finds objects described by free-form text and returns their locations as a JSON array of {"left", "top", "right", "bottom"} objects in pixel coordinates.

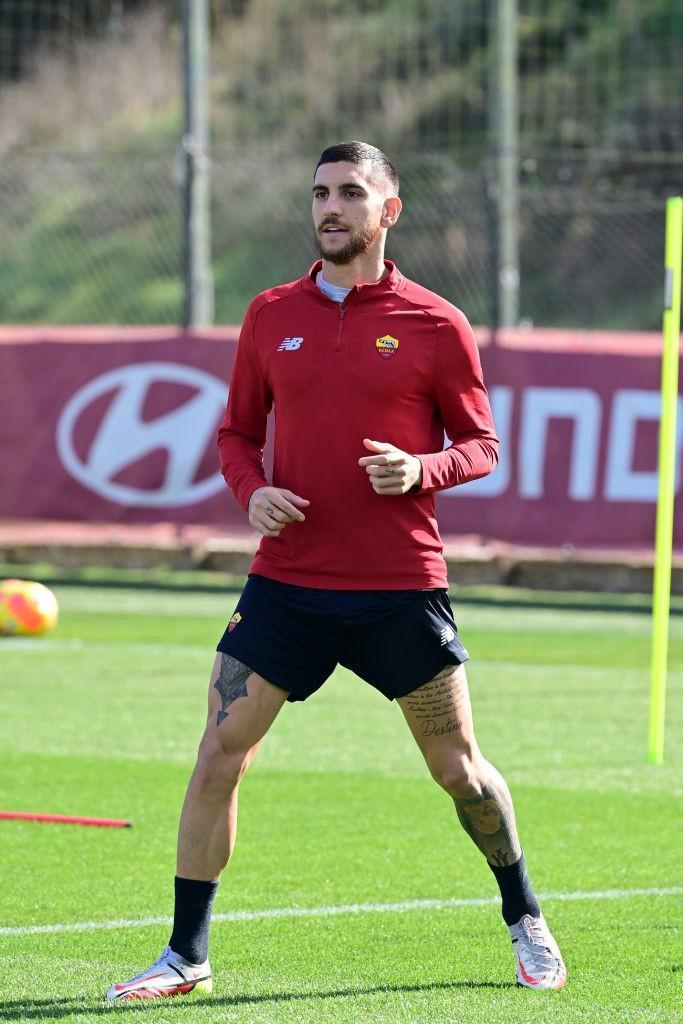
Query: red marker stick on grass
[{"left": 0, "top": 811, "right": 132, "bottom": 828}]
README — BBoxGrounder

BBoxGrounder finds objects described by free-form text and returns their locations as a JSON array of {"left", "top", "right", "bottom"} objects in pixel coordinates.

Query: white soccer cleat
[
  {"left": 106, "top": 946, "right": 212, "bottom": 1001},
  {"left": 510, "top": 913, "right": 567, "bottom": 990}
]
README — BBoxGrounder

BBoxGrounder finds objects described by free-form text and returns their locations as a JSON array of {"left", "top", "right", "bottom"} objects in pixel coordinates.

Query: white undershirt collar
[{"left": 315, "top": 271, "right": 352, "bottom": 304}]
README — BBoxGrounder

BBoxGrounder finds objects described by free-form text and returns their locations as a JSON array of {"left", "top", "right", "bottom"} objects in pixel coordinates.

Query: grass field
[{"left": 1, "top": 583, "right": 682, "bottom": 1023}]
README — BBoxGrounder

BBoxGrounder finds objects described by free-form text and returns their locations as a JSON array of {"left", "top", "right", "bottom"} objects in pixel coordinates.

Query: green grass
[{"left": 1, "top": 585, "right": 682, "bottom": 1023}]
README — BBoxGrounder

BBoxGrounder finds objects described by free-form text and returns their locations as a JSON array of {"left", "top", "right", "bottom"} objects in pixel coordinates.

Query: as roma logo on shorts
[
  {"left": 375, "top": 334, "right": 399, "bottom": 359},
  {"left": 227, "top": 612, "right": 242, "bottom": 633}
]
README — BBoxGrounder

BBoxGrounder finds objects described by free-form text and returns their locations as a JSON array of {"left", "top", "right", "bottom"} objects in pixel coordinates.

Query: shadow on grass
[{"left": 0, "top": 979, "right": 515, "bottom": 1019}]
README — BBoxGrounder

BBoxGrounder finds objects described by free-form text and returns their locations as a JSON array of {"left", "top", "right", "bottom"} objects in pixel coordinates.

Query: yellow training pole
[{"left": 649, "top": 196, "right": 683, "bottom": 765}]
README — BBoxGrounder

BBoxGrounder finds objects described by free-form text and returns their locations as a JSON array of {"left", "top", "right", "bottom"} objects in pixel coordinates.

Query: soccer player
[{"left": 107, "top": 141, "right": 566, "bottom": 1001}]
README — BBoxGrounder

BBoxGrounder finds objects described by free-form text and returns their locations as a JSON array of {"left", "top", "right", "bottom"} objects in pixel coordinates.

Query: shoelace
[
  {"left": 127, "top": 947, "right": 179, "bottom": 983},
  {"left": 151, "top": 947, "right": 174, "bottom": 969},
  {"left": 519, "top": 920, "right": 559, "bottom": 974}
]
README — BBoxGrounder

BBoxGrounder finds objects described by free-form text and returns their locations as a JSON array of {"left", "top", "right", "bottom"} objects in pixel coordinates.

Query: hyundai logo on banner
[{"left": 56, "top": 362, "right": 227, "bottom": 507}]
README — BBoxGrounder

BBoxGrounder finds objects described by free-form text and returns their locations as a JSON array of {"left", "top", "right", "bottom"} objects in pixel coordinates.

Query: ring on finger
[{"left": 266, "top": 506, "right": 275, "bottom": 516}]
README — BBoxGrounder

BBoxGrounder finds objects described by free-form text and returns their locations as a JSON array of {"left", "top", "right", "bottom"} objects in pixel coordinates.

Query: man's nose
[{"left": 322, "top": 195, "right": 343, "bottom": 217}]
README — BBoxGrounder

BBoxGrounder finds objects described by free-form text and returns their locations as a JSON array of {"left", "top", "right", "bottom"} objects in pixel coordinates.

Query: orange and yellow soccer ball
[{"left": 0, "top": 579, "right": 59, "bottom": 636}]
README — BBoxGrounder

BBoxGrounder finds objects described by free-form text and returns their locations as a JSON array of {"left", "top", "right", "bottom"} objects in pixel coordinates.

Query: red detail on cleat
[
  {"left": 518, "top": 960, "right": 547, "bottom": 986},
  {"left": 118, "top": 983, "right": 195, "bottom": 1001},
  {"left": 114, "top": 973, "right": 166, "bottom": 991}
]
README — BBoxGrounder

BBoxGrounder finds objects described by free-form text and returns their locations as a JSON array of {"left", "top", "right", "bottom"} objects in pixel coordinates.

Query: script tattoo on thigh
[
  {"left": 405, "top": 665, "right": 465, "bottom": 737},
  {"left": 214, "top": 654, "right": 251, "bottom": 726}
]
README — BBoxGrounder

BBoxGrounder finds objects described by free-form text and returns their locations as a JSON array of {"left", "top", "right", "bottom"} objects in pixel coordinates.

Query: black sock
[
  {"left": 488, "top": 851, "right": 541, "bottom": 926},
  {"left": 169, "top": 876, "right": 219, "bottom": 964}
]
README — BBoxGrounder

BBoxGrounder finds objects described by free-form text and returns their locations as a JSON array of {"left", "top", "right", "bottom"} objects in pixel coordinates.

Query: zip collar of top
[{"left": 301, "top": 259, "right": 404, "bottom": 307}]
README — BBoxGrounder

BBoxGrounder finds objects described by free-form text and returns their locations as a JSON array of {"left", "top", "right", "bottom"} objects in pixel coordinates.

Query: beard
[{"left": 314, "top": 223, "right": 381, "bottom": 264}]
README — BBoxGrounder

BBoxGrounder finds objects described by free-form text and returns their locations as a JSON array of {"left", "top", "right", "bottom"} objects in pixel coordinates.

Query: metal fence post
[
  {"left": 493, "top": 0, "right": 520, "bottom": 327},
  {"left": 181, "top": 0, "right": 214, "bottom": 328}
]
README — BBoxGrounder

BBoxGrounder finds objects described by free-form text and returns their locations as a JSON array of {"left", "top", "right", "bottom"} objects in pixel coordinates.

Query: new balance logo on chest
[{"left": 277, "top": 337, "right": 304, "bottom": 352}]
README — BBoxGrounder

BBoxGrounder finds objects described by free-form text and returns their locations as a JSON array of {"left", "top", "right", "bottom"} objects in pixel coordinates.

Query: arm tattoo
[{"left": 214, "top": 654, "right": 251, "bottom": 726}]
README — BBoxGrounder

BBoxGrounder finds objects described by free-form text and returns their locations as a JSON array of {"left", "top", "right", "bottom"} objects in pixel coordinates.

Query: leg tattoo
[
  {"left": 214, "top": 654, "right": 251, "bottom": 726},
  {"left": 454, "top": 764, "right": 522, "bottom": 867},
  {"left": 403, "top": 665, "right": 465, "bottom": 738},
  {"left": 402, "top": 665, "right": 522, "bottom": 869}
]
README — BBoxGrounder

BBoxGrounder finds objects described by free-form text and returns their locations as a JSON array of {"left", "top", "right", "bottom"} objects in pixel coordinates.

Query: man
[{"left": 107, "top": 141, "right": 566, "bottom": 1001}]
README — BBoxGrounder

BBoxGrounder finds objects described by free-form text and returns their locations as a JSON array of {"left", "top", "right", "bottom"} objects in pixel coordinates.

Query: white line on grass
[
  {"left": 0, "top": 638, "right": 206, "bottom": 655},
  {"left": 2, "top": 886, "right": 681, "bottom": 938},
  {"left": 0, "top": 638, "right": 84, "bottom": 651}
]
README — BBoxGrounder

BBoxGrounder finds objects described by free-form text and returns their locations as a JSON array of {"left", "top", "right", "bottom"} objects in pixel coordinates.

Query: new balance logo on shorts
[
  {"left": 440, "top": 624, "right": 456, "bottom": 646},
  {"left": 277, "top": 337, "right": 304, "bottom": 351}
]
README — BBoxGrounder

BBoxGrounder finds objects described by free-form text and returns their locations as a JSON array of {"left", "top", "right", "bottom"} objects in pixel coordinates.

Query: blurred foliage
[
  {"left": 0, "top": 1, "right": 680, "bottom": 327},
  {"left": 3, "top": 0, "right": 680, "bottom": 167},
  {"left": 0, "top": 1, "right": 149, "bottom": 78}
]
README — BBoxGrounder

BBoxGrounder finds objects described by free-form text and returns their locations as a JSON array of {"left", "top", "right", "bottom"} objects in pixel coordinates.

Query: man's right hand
[{"left": 248, "top": 487, "right": 310, "bottom": 538}]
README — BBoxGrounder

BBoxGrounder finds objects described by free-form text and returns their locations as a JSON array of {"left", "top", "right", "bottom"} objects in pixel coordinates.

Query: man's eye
[{"left": 345, "top": 191, "right": 360, "bottom": 198}]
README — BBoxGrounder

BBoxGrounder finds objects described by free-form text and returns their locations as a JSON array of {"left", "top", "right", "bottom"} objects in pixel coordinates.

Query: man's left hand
[{"left": 358, "top": 438, "right": 423, "bottom": 495}]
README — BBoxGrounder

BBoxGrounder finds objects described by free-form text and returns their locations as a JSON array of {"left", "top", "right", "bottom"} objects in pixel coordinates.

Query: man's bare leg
[
  {"left": 176, "top": 652, "right": 289, "bottom": 881},
  {"left": 398, "top": 664, "right": 566, "bottom": 988},
  {"left": 106, "top": 652, "right": 289, "bottom": 1001},
  {"left": 398, "top": 664, "right": 522, "bottom": 869},
  {"left": 168, "top": 652, "right": 289, "bottom": 963}
]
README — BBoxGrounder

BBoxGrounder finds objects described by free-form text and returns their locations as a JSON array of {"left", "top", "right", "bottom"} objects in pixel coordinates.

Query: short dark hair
[{"left": 315, "top": 141, "right": 399, "bottom": 194}]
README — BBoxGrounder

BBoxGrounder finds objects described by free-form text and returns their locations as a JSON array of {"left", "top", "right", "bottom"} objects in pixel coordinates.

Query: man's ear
[{"left": 380, "top": 195, "right": 402, "bottom": 229}]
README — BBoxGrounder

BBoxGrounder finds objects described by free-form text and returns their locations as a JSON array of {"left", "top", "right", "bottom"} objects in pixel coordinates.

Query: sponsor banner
[
  {"left": 0, "top": 326, "right": 680, "bottom": 548},
  {"left": 456, "top": 330, "right": 680, "bottom": 548},
  {"left": 0, "top": 327, "right": 243, "bottom": 526}
]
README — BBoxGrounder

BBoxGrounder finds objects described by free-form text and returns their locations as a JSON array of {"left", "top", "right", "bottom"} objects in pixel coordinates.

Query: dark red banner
[{"left": 0, "top": 325, "right": 680, "bottom": 549}]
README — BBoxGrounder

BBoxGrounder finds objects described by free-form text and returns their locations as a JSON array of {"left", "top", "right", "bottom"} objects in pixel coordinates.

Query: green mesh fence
[{"left": 0, "top": 0, "right": 681, "bottom": 327}]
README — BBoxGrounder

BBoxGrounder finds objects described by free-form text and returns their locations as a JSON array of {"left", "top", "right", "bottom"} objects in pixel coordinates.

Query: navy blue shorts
[{"left": 216, "top": 574, "right": 469, "bottom": 702}]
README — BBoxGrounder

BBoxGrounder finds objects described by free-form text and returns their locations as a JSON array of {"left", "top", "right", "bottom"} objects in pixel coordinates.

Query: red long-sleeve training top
[{"left": 218, "top": 260, "right": 499, "bottom": 589}]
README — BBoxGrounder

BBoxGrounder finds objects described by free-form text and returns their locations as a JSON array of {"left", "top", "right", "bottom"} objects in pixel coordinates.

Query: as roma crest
[
  {"left": 227, "top": 612, "right": 242, "bottom": 633},
  {"left": 375, "top": 334, "right": 399, "bottom": 359}
]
